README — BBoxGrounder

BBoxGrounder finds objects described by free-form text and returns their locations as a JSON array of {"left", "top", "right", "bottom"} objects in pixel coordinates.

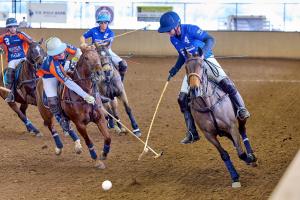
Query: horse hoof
[
  {"left": 95, "top": 160, "right": 106, "bottom": 169},
  {"left": 120, "top": 128, "right": 127, "bottom": 133},
  {"left": 34, "top": 132, "right": 43, "bottom": 137},
  {"left": 114, "top": 126, "right": 122, "bottom": 134},
  {"left": 63, "top": 131, "right": 69, "bottom": 137},
  {"left": 232, "top": 182, "right": 241, "bottom": 188},
  {"left": 74, "top": 140, "right": 83, "bottom": 154},
  {"left": 55, "top": 147, "right": 62, "bottom": 155},
  {"left": 99, "top": 151, "right": 107, "bottom": 160}
]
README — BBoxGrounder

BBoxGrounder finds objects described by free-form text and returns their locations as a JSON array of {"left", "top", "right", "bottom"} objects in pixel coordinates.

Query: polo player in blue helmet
[
  {"left": 80, "top": 12, "right": 128, "bottom": 82},
  {"left": 0, "top": 18, "right": 33, "bottom": 102},
  {"left": 158, "top": 11, "right": 250, "bottom": 144}
]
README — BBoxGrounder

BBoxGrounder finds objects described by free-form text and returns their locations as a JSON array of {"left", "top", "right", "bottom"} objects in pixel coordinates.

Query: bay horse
[
  {"left": 185, "top": 49, "right": 257, "bottom": 187},
  {"left": 0, "top": 40, "right": 45, "bottom": 136},
  {"left": 36, "top": 46, "right": 111, "bottom": 169},
  {"left": 95, "top": 43, "right": 141, "bottom": 137}
]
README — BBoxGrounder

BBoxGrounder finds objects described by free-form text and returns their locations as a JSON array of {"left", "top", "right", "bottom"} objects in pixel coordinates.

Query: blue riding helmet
[
  {"left": 96, "top": 13, "right": 111, "bottom": 23},
  {"left": 158, "top": 11, "right": 181, "bottom": 33},
  {"left": 6, "top": 18, "right": 18, "bottom": 28}
]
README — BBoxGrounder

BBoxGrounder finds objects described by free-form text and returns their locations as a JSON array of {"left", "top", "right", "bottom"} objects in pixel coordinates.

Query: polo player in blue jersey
[{"left": 158, "top": 11, "right": 250, "bottom": 144}]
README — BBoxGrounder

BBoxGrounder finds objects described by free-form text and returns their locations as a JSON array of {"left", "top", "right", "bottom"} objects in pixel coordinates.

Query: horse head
[
  {"left": 26, "top": 39, "right": 46, "bottom": 71},
  {"left": 76, "top": 46, "right": 102, "bottom": 80},
  {"left": 94, "top": 43, "right": 114, "bottom": 82},
  {"left": 184, "top": 47, "right": 205, "bottom": 90}
]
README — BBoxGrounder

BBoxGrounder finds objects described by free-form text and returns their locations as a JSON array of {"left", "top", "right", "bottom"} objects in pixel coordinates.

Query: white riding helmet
[{"left": 46, "top": 37, "right": 67, "bottom": 56}]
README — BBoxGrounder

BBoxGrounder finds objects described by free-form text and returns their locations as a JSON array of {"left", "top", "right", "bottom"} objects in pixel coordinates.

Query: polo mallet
[
  {"left": 138, "top": 81, "right": 169, "bottom": 160},
  {"left": 100, "top": 24, "right": 151, "bottom": 43},
  {"left": 101, "top": 107, "right": 163, "bottom": 159}
]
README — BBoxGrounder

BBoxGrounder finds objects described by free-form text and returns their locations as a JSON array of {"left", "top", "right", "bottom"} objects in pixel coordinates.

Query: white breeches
[
  {"left": 8, "top": 58, "right": 26, "bottom": 69},
  {"left": 108, "top": 49, "right": 122, "bottom": 66},
  {"left": 43, "top": 77, "right": 58, "bottom": 98},
  {"left": 180, "top": 57, "right": 228, "bottom": 94}
]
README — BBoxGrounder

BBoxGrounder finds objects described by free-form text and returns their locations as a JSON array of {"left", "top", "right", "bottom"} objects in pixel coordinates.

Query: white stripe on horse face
[{"left": 35, "top": 45, "right": 40, "bottom": 52}]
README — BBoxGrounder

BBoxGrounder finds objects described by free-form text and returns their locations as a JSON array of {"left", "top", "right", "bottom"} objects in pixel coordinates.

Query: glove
[
  {"left": 168, "top": 67, "right": 177, "bottom": 81},
  {"left": 80, "top": 43, "right": 88, "bottom": 49},
  {"left": 84, "top": 95, "right": 95, "bottom": 104}
]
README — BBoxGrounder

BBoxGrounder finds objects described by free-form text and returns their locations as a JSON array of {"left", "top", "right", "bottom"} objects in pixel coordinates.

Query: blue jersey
[
  {"left": 0, "top": 31, "right": 32, "bottom": 62},
  {"left": 37, "top": 44, "right": 77, "bottom": 81},
  {"left": 169, "top": 24, "right": 215, "bottom": 76},
  {"left": 83, "top": 27, "right": 114, "bottom": 47},
  {"left": 170, "top": 24, "right": 213, "bottom": 60}
]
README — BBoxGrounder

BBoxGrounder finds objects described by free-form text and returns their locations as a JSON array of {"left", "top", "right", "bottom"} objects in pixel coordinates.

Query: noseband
[{"left": 186, "top": 57, "right": 203, "bottom": 82}]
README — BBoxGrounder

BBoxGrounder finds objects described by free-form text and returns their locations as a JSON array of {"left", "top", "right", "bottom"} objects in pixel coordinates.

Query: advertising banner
[
  {"left": 137, "top": 6, "right": 172, "bottom": 22},
  {"left": 27, "top": 3, "right": 67, "bottom": 23}
]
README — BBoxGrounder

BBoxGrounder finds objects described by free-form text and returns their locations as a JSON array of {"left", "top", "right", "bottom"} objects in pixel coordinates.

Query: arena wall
[{"left": 2, "top": 28, "right": 300, "bottom": 59}]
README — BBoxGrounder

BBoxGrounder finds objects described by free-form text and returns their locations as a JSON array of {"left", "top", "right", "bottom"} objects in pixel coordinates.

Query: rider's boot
[
  {"left": 219, "top": 78, "right": 250, "bottom": 120},
  {"left": 5, "top": 68, "right": 15, "bottom": 103},
  {"left": 48, "top": 96, "right": 70, "bottom": 132},
  {"left": 178, "top": 92, "right": 200, "bottom": 144},
  {"left": 118, "top": 60, "right": 128, "bottom": 82}
]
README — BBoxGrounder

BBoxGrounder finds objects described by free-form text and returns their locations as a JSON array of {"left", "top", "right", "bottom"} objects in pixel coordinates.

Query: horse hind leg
[
  {"left": 238, "top": 119, "right": 257, "bottom": 165},
  {"left": 204, "top": 131, "right": 241, "bottom": 187},
  {"left": 119, "top": 94, "right": 141, "bottom": 137},
  {"left": 110, "top": 99, "right": 126, "bottom": 135},
  {"left": 95, "top": 115, "right": 111, "bottom": 162},
  {"left": 66, "top": 127, "right": 82, "bottom": 154},
  {"left": 20, "top": 103, "right": 41, "bottom": 136}
]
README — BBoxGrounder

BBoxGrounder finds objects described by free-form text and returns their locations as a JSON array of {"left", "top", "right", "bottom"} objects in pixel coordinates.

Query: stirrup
[{"left": 237, "top": 108, "right": 250, "bottom": 120}]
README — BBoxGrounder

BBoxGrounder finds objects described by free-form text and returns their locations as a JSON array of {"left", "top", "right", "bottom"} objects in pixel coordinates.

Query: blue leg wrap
[
  {"left": 221, "top": 151, "right": 239, "bottom": 182},
  {"left": 88, "top": 143, "right": 97, "bottom": 160},
  {"left": 224, "top": 159, "right": 240, "bottom": 182},
  {"left": 103, "top": 144, "right": 110, "bottom": 154},
  {"left": 68, "top": 129, "right": 79, "bottom": 142},
  {"left": 24, "top": 118, "right": 39, "bottom": 133},
  {"left": 53, "top": 133, "right": 63, "bottom": 149},
  {"left": 125, "top": 106, "right": 138, "bottom": 130},
  {"left": 241, "top": 131, "right": 254, "bottom": 154}
]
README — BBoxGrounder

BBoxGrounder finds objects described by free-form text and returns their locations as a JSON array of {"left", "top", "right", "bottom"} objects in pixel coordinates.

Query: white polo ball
[{"left": 102, "top": 180, "right": 112, "bottom": 191}]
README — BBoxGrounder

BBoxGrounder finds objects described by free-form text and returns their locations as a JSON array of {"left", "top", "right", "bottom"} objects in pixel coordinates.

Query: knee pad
[
  {"left": 177, "top": 92, "right": 189, "bottom": 113},
  {"left": 118, "top": 60, "right": 128, "bottom": 74},
  {"left": 219, "top": 78, "right": 237, "bottom": 95}
]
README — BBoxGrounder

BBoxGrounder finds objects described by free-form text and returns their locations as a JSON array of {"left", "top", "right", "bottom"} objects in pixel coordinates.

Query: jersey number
[{"left": 4, "top": 38, "right": 10, "bottom": 45}]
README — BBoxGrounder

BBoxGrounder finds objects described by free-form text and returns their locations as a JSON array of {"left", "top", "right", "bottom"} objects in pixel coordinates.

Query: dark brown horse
[
  {"left": 36, "top": 46, "right": 111, "bottom": 169},
  {"left": 185, "top": 49, "right": 257, "bottom": 187},
  {"left": 0, "top": 40, "right": 45, "bottom": 136},
  {"left": 95, "top": 43, "right": 141, "bottom": 137}
]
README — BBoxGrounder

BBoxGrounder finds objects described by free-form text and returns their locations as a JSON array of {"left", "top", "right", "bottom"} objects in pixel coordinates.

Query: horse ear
[
  {"left": 198, "top": 47, "right": 203, "bottom": 57},
  {"left": 39, "top": 38, "right": 44, "bottom": 45}
]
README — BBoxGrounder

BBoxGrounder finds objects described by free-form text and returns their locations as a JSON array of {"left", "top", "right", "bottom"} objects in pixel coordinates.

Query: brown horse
[
  {"left": 184, "top": 49, "right": 257, "bottom": 187},
  {"left": 95, "top": 44, "right": 141, "bottom": 137},
  {"left": 0, "top": 40, "right": 45, "bottom": 136},
  {"left": 36, "top": 46, "right": 111, "bottom": 168}
]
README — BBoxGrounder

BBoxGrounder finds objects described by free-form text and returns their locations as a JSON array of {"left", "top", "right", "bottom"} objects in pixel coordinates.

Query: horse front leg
[
  {"left": 238, "top": 119, "right": 257, "bottom": 165},
  {"left": 74, "top": 122, "right": 105, "bottom": 169},
  {"left": 204, "top": 131, "right": 241, "bottom": 188},
  {"left": 19, "top": 103, "right": 41, "bottom": 135},
  {"left": 95, "top": 111, "right": 111, "bottom": 161},
  {"left": 119, "top": 93, "right": 141, "bottom": 137}
]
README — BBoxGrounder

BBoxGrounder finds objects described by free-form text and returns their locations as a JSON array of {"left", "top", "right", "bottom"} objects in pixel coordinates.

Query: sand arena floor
[{"left": 0, "top": 57, "right": 299, "bottom": 200}]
